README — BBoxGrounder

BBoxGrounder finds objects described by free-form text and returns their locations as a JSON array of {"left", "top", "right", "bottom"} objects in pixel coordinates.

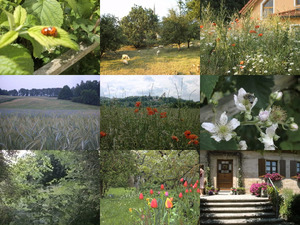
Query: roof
[
  {"left": 275, "top": 9, "right": 300, "bottom": 17},
  {"left": 239, "top": 0, "right": 260, "bottom": 15}
]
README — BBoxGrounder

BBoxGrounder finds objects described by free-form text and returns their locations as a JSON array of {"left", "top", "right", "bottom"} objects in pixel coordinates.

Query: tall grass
[
  {"left": 200, "top": 5, "right": 300, "bottom": 75},
  {"left": 100, "top": 42, "right": 200, "bottom": 75},
  {"left": 100, "top": 105, "right": 200, "bottom": 150},
  {"left": 0, "top": 112, "right": 99, "bottom": 150}
]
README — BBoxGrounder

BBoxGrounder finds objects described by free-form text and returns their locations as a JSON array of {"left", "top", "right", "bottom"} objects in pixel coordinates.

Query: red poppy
[
  {"left": 161, "top": 184, "right": 164, "bottom": 190},
  {"left": 249, "top": 30, "right": 257, "bottom": 33},
  {"left": 160, "top": 112, "right": 167, "bottom": 118},
  {"left": 200, "top": 25, "right": 203, "bottom": 28},
  {"left": 134, "top": 108, "right": 139, "bottom": 113},
  {"left": 148, "top": 110, "right": 155, "bottom": 115},
  {"left": 258, "top": 33, "right": 263, "bottom": 37},
  {"left": 231, "top": 43, "right": 236, "bottom": 47},
  {"left": 179, "top": 192, "right": 183, "bottom": 198},
  {"left": 172, "top": 135, "right": 179, "bottom": 142},
  {"left": 188, "top": 134, "right": 198, "bottom": 140},
  {"left": 100, "top": 131, "right": 106, "bottom": 138},
  {"left": 255, "top": 25, "right": 260, "bottom": 28},
  {"left": 184, "top": 181, "right": 188, "bottom": 187},
  {"left": 151, "top": 198, "right": 158, "bottom": 208},
  {"left": 146, "top": 107, "right": 152, "bottom": 111},
  {"left": 240, "top": 61, "right": 244, "bottom": 65},
  {"left": 135, "top": 101, "right": 141, "bottom": 107},
  {"left": 153, "top": 108, "right": 158, "bottom": 113},
  {"left": 150, "top": 189, "right": 153, "bottom": 195},
  {"left": 193, "top": 140, "right": 199, "bottom": 145},
  {"left": 212, "top": 22, "right": 216, "bottom": 26},
  {"left": 184, "top": 130, "right": 191, "bottom": 138},
  {"left": 139, "top": 193, "right": 144, "bottom": 200}
]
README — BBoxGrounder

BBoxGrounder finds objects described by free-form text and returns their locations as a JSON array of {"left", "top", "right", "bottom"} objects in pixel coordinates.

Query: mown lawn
[{"left": 100, "top": 41, "right": 200, "bottom": 75}]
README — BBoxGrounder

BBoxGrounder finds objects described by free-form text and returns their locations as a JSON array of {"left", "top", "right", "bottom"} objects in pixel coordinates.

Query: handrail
[{"left": 266, "top": 177, "right": 279, "bottom": 218}]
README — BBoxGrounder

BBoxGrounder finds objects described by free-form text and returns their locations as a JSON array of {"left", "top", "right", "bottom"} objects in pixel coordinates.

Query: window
[
  {"left": 266, "top": 160, "right": 277, "bottom": 174},
  {"left": 296, "top": 0, "right": 300, "bottom": 6},
  {"left": 263, "top": 0, "right": 273, "bottom": 17},
  {"left": 297, "top": 162, "right": 300, "bottom": 174}
]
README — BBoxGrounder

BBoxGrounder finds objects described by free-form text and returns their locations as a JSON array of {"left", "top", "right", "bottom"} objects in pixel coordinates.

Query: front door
[{"left": 217, "top": 160, "right": 233, "bottom": 190}]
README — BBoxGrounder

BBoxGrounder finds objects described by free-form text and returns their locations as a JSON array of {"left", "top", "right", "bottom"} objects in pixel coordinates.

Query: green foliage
[
  {"left": 279, "top": 188, "right": 294, "bottom": 219},
  {"left": 186, "top": 0, "right": 200, "bottom": 20},
  {"left": 121, "top": 5, "right": 159, "bottom": 48},
  {"left": 100, "top": 14, "right": 124, "bottom": 56},
  {"left": 200, "top": 76, "right": 219, "bottom": 100},
  {"left": 288, "top": 194, "right": 300, "bottom": 223},
  {"left": 58, "top": 85, "right": 73, "bottom": 100},
  {"left": 71, "top": 80, "right": 100, "bottom": 106}
]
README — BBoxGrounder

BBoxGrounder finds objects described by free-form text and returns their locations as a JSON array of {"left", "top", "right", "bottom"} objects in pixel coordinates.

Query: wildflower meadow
[
  {"left": 100, "top": 102, "right": 200, "bottom": 150},
  {"left": 200, "top": 4, "right": 300, "bottom": 75}
]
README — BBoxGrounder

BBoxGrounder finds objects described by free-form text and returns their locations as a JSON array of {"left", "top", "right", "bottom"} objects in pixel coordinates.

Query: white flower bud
[
  {"left": 272, "top": 91, "right": 283, "bottom": 101},
  {"left": 239, "top": 140, "right": 247, "bottom": 150},
  {"left": 290, "top": 123, "right": 298, "bottom": 132},
  {"left": 259, "top": 110, "right": 270, "bottom": 121}
]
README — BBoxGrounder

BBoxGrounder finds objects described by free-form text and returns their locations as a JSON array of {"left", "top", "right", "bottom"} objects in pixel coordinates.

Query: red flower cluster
[
  {"left": 160, "top": 112, "right": 167, "bottom": 118},
  {"left": 100, "top": 131, "right": 106, "bottom": 138},
  {"left": 184, "top": 130, "right": 199, "bottom": 145}
]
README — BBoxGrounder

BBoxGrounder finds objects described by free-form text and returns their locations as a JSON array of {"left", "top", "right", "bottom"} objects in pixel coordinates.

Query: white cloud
[{"left": 100, "top": 75, "right": 200, "bottom": 101}]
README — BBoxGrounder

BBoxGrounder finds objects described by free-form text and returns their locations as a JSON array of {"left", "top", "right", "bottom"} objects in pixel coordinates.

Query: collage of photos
[{"left": 199, "top": 0, "right": 300, "bottom": 225}]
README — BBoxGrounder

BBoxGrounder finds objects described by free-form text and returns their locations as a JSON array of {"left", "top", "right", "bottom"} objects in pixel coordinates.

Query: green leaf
[
  {"left": 200, "top": 129, "right": 237, "bottom": 150},
  {"left": 14, "top": 5, "right": 27, "bottom": 27},
  {"left": 66, "top": 0, "right": 93, "bottom": 18},
  {"left": 3, "top": 9, "right": 15, "bottom": 30},
  {"left": 200, "top": 75, "right": 219, "bottom": 100},
  {"left": 0, "top": 56, "right": 29, "bottom": 75},
  {"left": 0, "top": 44, "right": 34, "bottom": 74},
  {"left": 23, "top": 0, "right": 63, "bottom": 27},
  {"left": 0, "top": 30, "right": 18, "bottom": 48},
  {"left": 20, "top": 33, "right": 44, "bottom": 58},
  {"left": 236, "top": 76, "right": 274, "bottom": 109},
  {"left": 27, "top": 26, "right": 79, "bottom": 50}
]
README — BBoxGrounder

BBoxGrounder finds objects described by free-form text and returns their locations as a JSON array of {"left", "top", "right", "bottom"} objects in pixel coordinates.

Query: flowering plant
[
  {"left": 264, "top": 173, "right": 283, "bottom": 181},
  {"left": 250, "top": 183, "right": 271, "bottom": 196},
  {"left": 201, "top": 87, "right": 298, "bottom": 150}
]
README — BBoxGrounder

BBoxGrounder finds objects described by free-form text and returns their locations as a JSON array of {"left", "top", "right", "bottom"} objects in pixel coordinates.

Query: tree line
[
  {"left": 0, "top": 80, "right": 100, "bottom": 106},
  {"left": 100, "top": 95, "right": 200, "bottom": 108},
  {"left": 201, "top": 0, "right": 248, "bottom": 17},
  {"left": 100, "top": 0, "right": 200, "bottom": 56}
]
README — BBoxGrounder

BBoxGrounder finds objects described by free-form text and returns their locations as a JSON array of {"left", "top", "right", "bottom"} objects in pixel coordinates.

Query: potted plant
[
  {"left": 291, "top": 173, "right": 300, "bottom": 181},
  {"left": 264, "top": 173, "right": 284, "bottom": 182},
  {"left": 230, "top": 187, "right": 237, "bottom": 195},
  {"left": 237, "top": 187, "right": 245, "bottom": 195}
]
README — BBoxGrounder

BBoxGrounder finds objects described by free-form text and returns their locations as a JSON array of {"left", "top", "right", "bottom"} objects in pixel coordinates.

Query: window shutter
[
  {"left": 258, "top": 158, "right": 266, "bottom": 176},
  {"left": 280, "top": 160, "right": 286, "bottom": 177},
  {"left": 290, "top": 160, "right": 297, "bottom": 177}
]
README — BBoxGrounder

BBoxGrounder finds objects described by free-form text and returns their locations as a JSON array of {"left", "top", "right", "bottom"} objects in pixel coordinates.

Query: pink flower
[
  {"left": 139, "top": 193, "right": 144, "bottom": 200},
  {"left": 184, "top": 181, "right": 188, "bottom": 187},
  {"left": 150, "top": 189, "right": 153, "bottom": 195},
  {"left": 179, "top": 192, "right": 183, "bottom": 198},
  {"left": 180, "top": 178, "right": 184, "bottom": 182}
]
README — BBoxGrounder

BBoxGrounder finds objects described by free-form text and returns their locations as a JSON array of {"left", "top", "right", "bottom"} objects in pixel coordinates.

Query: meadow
[
  {"left": 200, "top": 7, "right": 300, "bottom": 75},
  {"left": 100, "top": 105, "right": 200, "bottom": 150},
  {"left": 0, "top": 96, "right": 100, "bottom": 150},
  {"left": 100, "top": 41, "right": 200, "bottom": 75}
]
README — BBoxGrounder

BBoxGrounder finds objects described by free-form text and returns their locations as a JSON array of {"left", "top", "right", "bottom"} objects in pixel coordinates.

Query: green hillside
[{"left": 0, "top": 95, "right": 99, "bottom": 110}]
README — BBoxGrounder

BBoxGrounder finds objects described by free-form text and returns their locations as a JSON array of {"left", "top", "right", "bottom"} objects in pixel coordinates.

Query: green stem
[{"left": 168, "top": 209, "right": 170, "bottom": 225}]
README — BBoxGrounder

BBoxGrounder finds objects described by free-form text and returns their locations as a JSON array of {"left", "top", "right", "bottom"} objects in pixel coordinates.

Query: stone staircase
[{"left": 200, "top": 194, "right": 286, "bottom": 225}]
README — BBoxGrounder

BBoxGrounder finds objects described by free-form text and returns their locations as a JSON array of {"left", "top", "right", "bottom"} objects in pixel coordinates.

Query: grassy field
[
  {"left": 100, "top": 106, "right": 200, "bottom": 150},
  {"left": 100, "top": 41, "right": 200, "bottom": 75},
  {"left": 0, "top": 96, "right": 99, "bottom": 150},
  {"left": 200, "top": 7, "right": 300, "bottom": 75},
  {"left": 100, "top": 187, "right": 199, "bottom": 225}
]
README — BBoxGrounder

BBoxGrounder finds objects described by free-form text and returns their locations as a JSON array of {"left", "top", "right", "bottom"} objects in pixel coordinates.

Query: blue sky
[
  {"left": 100, "top": 0, "right": 179, "bottom": 20},
  {"left": 100, "top": 75, "right": 200, "bottom": 101},
  {"left": 0, "top": 76, "right": 99, "bottom": 90}
]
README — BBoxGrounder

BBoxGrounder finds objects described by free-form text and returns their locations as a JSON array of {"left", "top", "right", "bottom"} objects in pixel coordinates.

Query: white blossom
[
  {"left": 290, "top": 123, "right": 298, "bottom": 132},
  {"left": 239, "top": 140, "right": 247, "bottom": 150},
  {"left": 234, "top": 88, "right": 258, "bottom": 112},
  {"left": 201, "top": 112, "right": 240, "bottom": 142},
  {"left": 259, "top": 109, "right": 271, "bottom": 121},
  {"left": 260, "top": 124, "right": 278, "bottom": 150}
]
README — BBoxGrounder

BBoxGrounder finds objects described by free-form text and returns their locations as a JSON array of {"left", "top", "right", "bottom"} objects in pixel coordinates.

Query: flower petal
[
  {"left": 237, "top": 88, "right": 246, "bottom": 101},
  {"left": 201, "top": 122, "right": 217, "bottom": 133},
  {"left": 224, "top": 133, "right": 233, "bottom": 141},
  {"left": 266, "top": 124, "right": 278, "bottom": 137},
  {"left": 219, "top": 112, "right": 228, "bottom": 125},
  {"left": 211, "top": 135, "right": 222, "bottom": 142},
  {"left": 227, "top": 118, "right": 240, "bottom": 130}
]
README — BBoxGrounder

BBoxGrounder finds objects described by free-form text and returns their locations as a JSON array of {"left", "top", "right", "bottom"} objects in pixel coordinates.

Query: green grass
[
  {"left": 0, "top": 95, "right": 99, "bottom": 110},
  {"left": 200, "top": 7, "right": 300, "bottom": 75},
  {"left": 100, "top": 41, "right": 200, "bottom": 75},
  {"left": 100, "top": 106, "right": 200, "bottom": 150}
]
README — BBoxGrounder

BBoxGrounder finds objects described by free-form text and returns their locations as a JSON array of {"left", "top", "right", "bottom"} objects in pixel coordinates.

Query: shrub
[
  {"left": 279, "top": 188, "right": 294, "bottom": 219},
  {"left": 287, "top": 194, "right": 300, "bottom": 223},
  {"left": 250, "top": 183, "right": 270, "bottom": 196}
]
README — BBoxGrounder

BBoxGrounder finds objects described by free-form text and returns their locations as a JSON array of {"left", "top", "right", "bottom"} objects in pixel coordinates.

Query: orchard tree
[
  {"left": 121, "top": 5, "right": 159, "bottom": 48},
  {"left": 100, "top": 14, "right": 124, "bottom": 57},
  {"left": 161, "top": 9, "right": 188, "bottom": 50},
  {"left": 186, "top": 19, "right": 200, "bottom": 48},
  {"left": 186, "top": 0, "right": 200, "bottom": 21},
  {"left": 58, "top": 85, "right": 73, "bottom": 100}
]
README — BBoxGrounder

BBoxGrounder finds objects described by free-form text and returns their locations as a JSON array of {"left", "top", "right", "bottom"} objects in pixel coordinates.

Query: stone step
[
  {"left": 200, "top": 218, "right": 286, "bottom": 225},
  {"left": 201, "top": 201, "right": 272, "bottom": 207},
  {"left": 200, "top": 206, "right": 273, "bottom": 213},
  {"left": 201, "top": 212, "right": 276, "bottom": 219},
  {"left": 200, "top": 198, "right": 269, "bottom": 203}
]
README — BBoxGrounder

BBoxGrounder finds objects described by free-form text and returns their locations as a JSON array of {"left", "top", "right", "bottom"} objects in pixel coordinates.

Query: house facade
[
  {"left": 239, "top": 0, "right": 300, "bottom": 24},
  {"left": 200, "top": 150, "right": 300, "bottom": 194}
]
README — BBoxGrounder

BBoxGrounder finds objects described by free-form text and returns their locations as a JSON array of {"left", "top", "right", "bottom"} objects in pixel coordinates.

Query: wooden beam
[{"left": 34, "top": 41, "right": 99, "bottom": 75}]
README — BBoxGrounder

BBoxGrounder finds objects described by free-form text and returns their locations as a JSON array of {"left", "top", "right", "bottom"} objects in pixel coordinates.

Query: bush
[
  {"left": 0, "top": 205, "right": 14, "bottom": 224},
  {"left": 279, "top": 188, "right": 294, "bottom": 219},
  {"left": 287, "top": 194, "right": 300, "bottom": 223}
]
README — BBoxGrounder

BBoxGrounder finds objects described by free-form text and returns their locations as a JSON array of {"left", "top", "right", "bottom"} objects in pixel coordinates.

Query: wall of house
[{"left": 200, "top": 150, "right": 300, "bottom": 194}]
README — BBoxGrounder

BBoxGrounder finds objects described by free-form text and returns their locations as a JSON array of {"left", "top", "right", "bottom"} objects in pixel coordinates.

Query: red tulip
[
  {"left": 180, "top": 178, "right": 184, "bottom": 182},
  {"left": 190, "top": 184, "right": 193, "bottom": 187},
  {"left": 179, "top": 192, "right": 183, "bottom": 198},
  {"left": 184, "top": 181, "right": 188, "bottom": 187},
  {"left": 190, "top": 189, "right": 192, "bottom": 192},
  {"left": 161, "top": 184, "right": 164, "bottom": 190},
  {"left": 150, "top": 189, "right": 153, "bottom": 195},
  {"left": 196, "top": 180, "right": 199, "bottom": 183},
  {"left": 165, "top": 198, "right": 173, "bottom": 208},
  {"left": 193, "top": 183, "right": 198, "bottom": 189},
  {"left": 185, "top": 189, "right": 189, "bottom": 193},
  {"left": 151, "top": 198, "right": 158, "bottom": 208},
  {"left": 197, "top": 188, "right": 200, "bottom": 193},
  {"left": 139, "top": 193, "right": 144, "bottom": 200}
]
